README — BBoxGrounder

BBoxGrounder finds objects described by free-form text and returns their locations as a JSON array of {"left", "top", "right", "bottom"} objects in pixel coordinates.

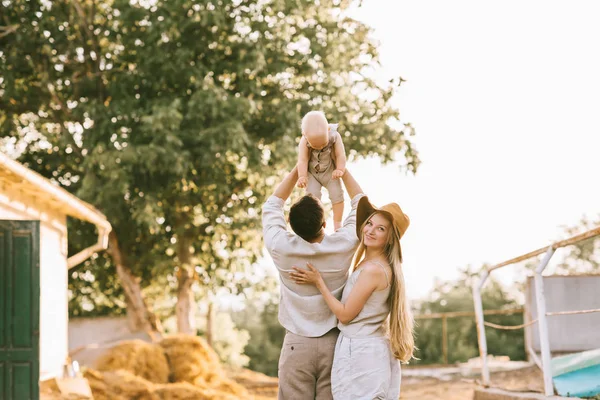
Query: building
[{"left": 0, "top": 152, "right": 111, "bottom": 398}]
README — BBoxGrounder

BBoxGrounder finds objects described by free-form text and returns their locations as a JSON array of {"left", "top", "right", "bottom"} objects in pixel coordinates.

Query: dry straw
[
  {"left": 154, "top": 382, "right": 239, "bottom": 400},
  {"left": 95, "top": 339, "right": 169, "bottom": 384},
  {"left": 84, "top": 369, "right": 157, "bottom": 400},
  {"left": 88, "top": 334, "right": 250, "bottom": 399},
  {"left": 159, "top": 334, "right": 247, "bottom": 396}
]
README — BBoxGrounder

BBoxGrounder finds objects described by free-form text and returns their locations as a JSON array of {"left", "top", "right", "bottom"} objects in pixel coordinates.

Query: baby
[{"left": 297, "top": 111, "right": 347, "bottom": 230}]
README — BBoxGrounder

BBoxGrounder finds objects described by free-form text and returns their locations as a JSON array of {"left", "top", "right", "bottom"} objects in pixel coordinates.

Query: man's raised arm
[
  {"left": 263, "top": 166, "right": 298, "bottom": 252},
  {"left": 273, "top": 166, "right": 299, "bottom": 201},
  {"left": 338, "top": 168, "right": 365, "bottom": 232},
  {"left": 341, "top": 168, "right": 363, "bottom": 199}
]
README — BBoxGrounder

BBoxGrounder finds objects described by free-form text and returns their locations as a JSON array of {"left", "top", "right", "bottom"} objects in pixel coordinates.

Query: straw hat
[{"left": 356, "top": 196, "right": 410, "bottom": 240}]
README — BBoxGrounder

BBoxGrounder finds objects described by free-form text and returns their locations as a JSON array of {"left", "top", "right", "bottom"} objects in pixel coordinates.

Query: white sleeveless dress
[{"left": 331, "top": 262, "right": 401, "bottom": 400}]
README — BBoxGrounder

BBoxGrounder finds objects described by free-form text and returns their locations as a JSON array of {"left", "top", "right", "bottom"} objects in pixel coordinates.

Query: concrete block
[{"left": 474, "top": 387, "right": 579, "bottom": 400}]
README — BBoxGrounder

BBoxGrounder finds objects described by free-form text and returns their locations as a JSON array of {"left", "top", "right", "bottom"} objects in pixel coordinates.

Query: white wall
[
  {"left": 69, "top": 316, "right": 151, "bottom": 367},
  {"left": 0, "top": 192, "right": 69, "bottom": 381},
  {"left": 526, "top": 275, "right": 600, "bottom": 353}
]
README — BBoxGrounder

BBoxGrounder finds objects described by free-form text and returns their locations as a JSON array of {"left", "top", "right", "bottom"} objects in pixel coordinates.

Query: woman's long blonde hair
[{"left": 353, "top": 212, "right": 415, "bottom": 363}]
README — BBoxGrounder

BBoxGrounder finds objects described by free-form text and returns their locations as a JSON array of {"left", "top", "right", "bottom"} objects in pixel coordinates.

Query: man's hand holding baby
[{"left": 297, "top": 176, "right": 308, "bottom": 188}]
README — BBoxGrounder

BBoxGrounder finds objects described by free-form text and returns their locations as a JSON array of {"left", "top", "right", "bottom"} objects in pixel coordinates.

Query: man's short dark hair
[{"left": 289, "top": 194, "right": 325, "bottom": 241}]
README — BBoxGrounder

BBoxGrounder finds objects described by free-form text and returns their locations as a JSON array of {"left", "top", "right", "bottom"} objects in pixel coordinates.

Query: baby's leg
[
  {"left": 326, "top": 177, "right": 345, "bottom": 231},
  {"left": 332, "top": 202, "right": 344, "bottom": 231},
  {"left": 306, "top": 172, "right": 323, "bottom": 200}
]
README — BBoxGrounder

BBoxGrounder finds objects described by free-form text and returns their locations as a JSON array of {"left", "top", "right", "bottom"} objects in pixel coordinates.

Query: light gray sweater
[{"left": 262, "top": 194, "right": 363, "bottom": 337}]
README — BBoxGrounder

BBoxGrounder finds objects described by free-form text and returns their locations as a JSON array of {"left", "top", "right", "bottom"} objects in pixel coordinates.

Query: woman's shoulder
[{"left": 356, "top": 260, "right": 390, "bottom": 282}]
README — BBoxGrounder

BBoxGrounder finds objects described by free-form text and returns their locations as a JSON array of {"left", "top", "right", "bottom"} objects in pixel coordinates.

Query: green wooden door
[{"left": 0, "top": 220, "right": 40, "bottom": 400}]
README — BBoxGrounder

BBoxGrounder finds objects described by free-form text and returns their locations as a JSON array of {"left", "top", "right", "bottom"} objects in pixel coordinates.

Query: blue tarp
[{"left": 551, "top": 348, "right": 600, "bottom": 397}]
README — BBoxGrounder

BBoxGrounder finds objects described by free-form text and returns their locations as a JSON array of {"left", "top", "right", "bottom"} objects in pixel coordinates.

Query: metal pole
[
  {"left": 473, "top": 270, "right": 490, "bottom": 385},
  {"left": 524, "top": 283, "right": 532, "bottom": 363},
  {"left": 442, "top": 315, "right": 448, "bottom": 364},
  {"left": 527, "top": 344, "right": 542, "bottom": 370},
  {"left": 534, "top": 246, "right": 555, "bottom": 396}
]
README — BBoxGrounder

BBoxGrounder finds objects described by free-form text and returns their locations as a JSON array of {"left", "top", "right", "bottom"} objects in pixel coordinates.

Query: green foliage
[
  {"left": 1, "top": 0, "right": 419, "bottom": 317},
  {"left": 414, "top": 216, "right": 600, "bottom": 366},
  {"left": 208, "top": 312, "right": 251, "bottom": 369},
  {"left": 198, "top": 312, "right": 251, "bottom": 369},
  {"left": 414, "top": 268, "right": 525, "bottom": 365},
  {"left": 232, "top": 298, "right": 284, "bottom": 377},
  {"left": 160, "top": 304, "right": 251, "bottom": 368},
  {"left": 68, "top": 252, "right": 127, "bottom": 317},
  {"left": 555, "top": 216, "right": 600, "bottom": 273}
]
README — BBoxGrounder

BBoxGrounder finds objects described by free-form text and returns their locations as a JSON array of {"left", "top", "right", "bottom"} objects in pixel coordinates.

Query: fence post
[
  {"left": 473, "top": 270, "right": 490, "bottom": 385},
  {"left": 534, "top": 246, "right": 556, "bottom": 396},
  {"left": 442, "top": 315, "right": 448, "bottom": 364}
]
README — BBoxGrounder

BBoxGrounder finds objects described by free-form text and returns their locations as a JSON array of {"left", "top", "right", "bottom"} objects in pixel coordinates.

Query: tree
[
  {"left": 555, "top": 216, "right": 600, "bottom": 273},
  {"left": 232, "top": 298, "right": 284, "bottom": 377},
  {"left": 1, "top": 0, "right": 419, "bottom": 332},
  {"left": 414, "top": 267, "right": 526, "bottom": 364}
]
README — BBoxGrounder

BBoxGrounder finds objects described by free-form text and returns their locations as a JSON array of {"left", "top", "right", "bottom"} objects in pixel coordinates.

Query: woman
[{"left": 290, "top": 196, "right": 415, "bottom": 399}]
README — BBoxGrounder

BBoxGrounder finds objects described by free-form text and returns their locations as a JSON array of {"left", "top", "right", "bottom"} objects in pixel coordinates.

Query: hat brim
[{"left": 356, "top": 196, "right": 394, "bottom": 239}]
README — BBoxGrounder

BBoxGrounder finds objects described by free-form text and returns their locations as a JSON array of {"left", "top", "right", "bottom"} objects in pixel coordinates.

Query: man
[{"left": 262, "top": 166, "right": 364, "bottom": 399}]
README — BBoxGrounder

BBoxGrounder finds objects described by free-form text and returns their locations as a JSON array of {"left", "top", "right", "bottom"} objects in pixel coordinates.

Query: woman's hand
[{"left": 290, "top": 263, "right": 324, "bottom": 287}]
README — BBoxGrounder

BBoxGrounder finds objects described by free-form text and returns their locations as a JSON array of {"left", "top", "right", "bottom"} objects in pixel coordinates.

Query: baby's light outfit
[{"left": 306, "top": 124, "right": 344, "bottom": 204}]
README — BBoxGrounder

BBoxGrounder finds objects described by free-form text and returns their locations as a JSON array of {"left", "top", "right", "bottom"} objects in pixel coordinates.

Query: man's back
[
  {"left": 262, "top": 193, "right": 363, "bottom": 337},
  {"left": 269, "top": 228, "right": 357, "bottom": 295},
  {"left": 260, "top": 166, "right": 365, "bottom": 400}
]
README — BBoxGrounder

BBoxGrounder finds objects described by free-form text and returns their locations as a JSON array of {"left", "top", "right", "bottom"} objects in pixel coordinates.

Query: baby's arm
[
  {"left": 332, "top": 132, "right": 346, "bottom": 179},
  {"left": 297, "top": 136, "right": 310, "bottom": 188}
]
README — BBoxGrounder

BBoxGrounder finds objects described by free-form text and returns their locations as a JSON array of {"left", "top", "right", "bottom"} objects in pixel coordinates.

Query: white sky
[
  {"left": 252, "top": 1, "right": 600, "bottom": 304},
  {"left": 345, "top": 0, "right": 600, "bottom": 299}
]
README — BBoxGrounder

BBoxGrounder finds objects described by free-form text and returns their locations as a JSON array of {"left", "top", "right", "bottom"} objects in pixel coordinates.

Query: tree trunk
[
  {"left": 176, "top": 235, "right": 196, "bottom": 335},
  {"left": 206, "top": 300, "right": 214, "bottom": 347},
  {"left": 107, "top": 230, "right": 163, "bottom": 340}
]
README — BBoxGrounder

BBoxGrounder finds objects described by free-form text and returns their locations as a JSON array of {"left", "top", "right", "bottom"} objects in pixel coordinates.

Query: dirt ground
[
  {"left": 399, "top": 366, "right": 544, "bottom": 400},
  {"left": 42, "top": 365, "right": 544, "bottom": 399},
  {"left": 237, "top": 366, "right": 545, "bottom": 400}
]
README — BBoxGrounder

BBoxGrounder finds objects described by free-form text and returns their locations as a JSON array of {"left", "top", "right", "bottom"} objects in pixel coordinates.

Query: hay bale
[
  {"left": 229, "top": 368, "right": 279, "bottom": 390},
  {"left": 153, "top": 382, "right": 241, "bottom": 400},
  {"left": 90, "top": 335, "right": 249, "bottom": 398},
  {"left": 95, "top": 340, "right": 169, "bottom": 384},
  {"left": 159, "top": 335, "right": 248, "bottom": 397},
  {"left": 153, "top": 382, "right": 205, "bottom": 400},
  {"left": 208, "top": 378, "right": 249, "bottom": 397},
  {"left": 84, "top": 369, "right": 158, "bottom": 400},
  {"left": 83, "top": 369, "right": 116, "bottom": 400},
  {"left": 160, "top": 334, "right": 222, "bottom": 383}
]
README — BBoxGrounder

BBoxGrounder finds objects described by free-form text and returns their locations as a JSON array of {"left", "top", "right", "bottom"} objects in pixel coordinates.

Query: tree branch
[
  {"left": 0, "top": 24, "right": 19, "bottom": 39},
  {"left": 70, "top": 0, "right": 106, "bottom": 101}
]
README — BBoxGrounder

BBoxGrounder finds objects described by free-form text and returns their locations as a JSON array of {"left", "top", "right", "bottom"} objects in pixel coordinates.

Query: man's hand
[
  {"left": 297, "top": 176, "right": 308, "bottom": 188},
  {"left": 332, "top": 169, "right": 344, "bottom": 179}
]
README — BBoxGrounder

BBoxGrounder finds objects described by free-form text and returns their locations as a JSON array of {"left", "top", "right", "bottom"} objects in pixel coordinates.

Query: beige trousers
[{"left": 278, "top": 328, "right": 339, "bottom": 400}]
